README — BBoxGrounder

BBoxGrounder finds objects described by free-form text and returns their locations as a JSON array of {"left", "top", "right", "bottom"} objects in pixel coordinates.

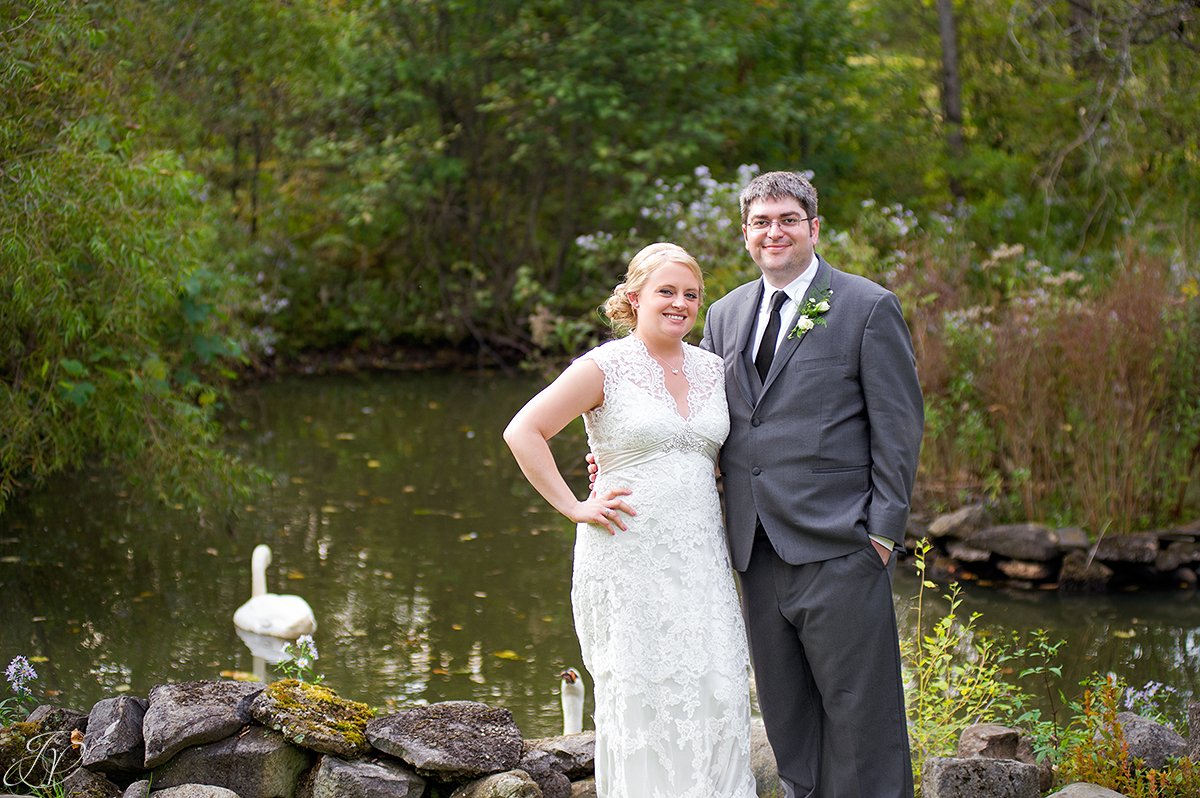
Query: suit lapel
[
  {"left": 759, "top": 258, "right": 832, "bottom": 398},
  {"left": 732, "top": 282, "right": 765, "bottom": 407}
]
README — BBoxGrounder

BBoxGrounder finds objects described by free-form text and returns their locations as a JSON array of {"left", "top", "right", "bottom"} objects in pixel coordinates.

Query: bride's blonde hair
[{"left": 602, "top": 243, "right": 703, "bottom": 334}]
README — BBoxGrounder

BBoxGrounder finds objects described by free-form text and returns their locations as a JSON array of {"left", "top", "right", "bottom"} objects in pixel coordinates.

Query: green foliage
[
  {"left": 0, "top": 1, "right": 262, "bottom": 514},
  {"left": 902, "top": 539, "right": 1027, "bottom": 791},
  {"left": 1057, "top": 675, "right": 1200, "bottom": 798},
  {"left": 2, "top": 0, "right": 1198, "bottom": 529}
]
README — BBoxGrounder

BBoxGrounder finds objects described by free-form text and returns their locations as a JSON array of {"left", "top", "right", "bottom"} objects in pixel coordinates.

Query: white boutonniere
[{"left": 788, "top": 288, "right": 834, "bottom": 340}]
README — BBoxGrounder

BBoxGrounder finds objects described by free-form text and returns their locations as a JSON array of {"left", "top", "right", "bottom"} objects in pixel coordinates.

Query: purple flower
[{"left": 5, "top": 656, "right": 37, "bottom": 698}]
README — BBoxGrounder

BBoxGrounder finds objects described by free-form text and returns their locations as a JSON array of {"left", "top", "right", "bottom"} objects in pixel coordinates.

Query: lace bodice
[
  {"left": 581, "top": 335, "right": 729, "bottom": 485},
  {"left": 569, "top": 335, "right": 754, "bottom": 798}
]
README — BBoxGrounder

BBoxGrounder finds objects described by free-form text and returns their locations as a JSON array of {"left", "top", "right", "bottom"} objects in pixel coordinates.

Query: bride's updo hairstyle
[{"left": 602, "top": 242, "right": 703, "bottom": 335}]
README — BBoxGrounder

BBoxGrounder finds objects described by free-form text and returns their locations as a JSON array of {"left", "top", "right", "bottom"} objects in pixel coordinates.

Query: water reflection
[{"left": 2, "top": 371, "right": 1198, "bottom": 736}]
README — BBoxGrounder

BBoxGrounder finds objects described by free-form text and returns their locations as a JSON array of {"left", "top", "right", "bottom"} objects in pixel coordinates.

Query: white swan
[
  {"left": 233, "top": 544, "right": 317, "bottom": 639},
  {"left": 560, "top": 668, "right": 585, "bottom": 735}
]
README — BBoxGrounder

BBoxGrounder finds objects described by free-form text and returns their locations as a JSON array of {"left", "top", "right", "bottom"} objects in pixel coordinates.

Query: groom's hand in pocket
[{"left": 871, "top": 538, "right": 892, "bottom": 565}]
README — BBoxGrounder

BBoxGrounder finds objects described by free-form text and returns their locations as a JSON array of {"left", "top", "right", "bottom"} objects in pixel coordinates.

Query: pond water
[{"left": 2, "top": 371, "right": 1199, "bottom": 738}]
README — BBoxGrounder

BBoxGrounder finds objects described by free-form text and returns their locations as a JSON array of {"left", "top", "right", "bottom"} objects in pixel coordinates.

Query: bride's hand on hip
[{"left": 572, "top": 487, "right": 635, "bottom": 535}]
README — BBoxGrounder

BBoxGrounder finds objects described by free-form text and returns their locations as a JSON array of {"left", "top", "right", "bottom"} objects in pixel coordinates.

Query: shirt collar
[{"left": 758, "top": 254, "right": 819, "bottom": 311}]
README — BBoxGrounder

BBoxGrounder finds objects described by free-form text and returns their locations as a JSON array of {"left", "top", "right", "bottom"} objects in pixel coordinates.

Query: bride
[{"left": 504, "top": 243, "right": 757, "bottom": 797}]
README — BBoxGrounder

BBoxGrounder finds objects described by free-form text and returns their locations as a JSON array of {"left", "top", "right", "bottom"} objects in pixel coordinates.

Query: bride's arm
[{"left": 503, "top": 359, "right": 634, "bottom": 535}]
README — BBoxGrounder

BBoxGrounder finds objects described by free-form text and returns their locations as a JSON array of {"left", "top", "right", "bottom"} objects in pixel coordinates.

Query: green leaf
[{"left": 59, "top": 358, "right": 88, "bottom": 377}]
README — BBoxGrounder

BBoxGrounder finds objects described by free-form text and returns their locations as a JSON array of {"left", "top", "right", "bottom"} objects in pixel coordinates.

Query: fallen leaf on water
[
  {"left": 219, "top": 670, "right": 261, "bottom": 682},
  {"left": 474, "top": 591, "right": 488, "bottom": 598},
  {"left": 30, "top": 656, "right": 49, "bottom": 663},
  {"left": 367, "top": 460, "right": 381, "bottom": 469},
  {"left": 357, "top": 489, "right": 370, "bottom": 497},
  {"left": 335, "top": 432, "right": 356, "bottom": 440},
  {"left": 492, "top": 650, "right": 524, "bottom": 661},
  {"left": 205, "top": 548, "right": 219, "bottom": 556},
  {"left": 459, "top": 533, "right": 478, "bottom": 542},
  {"left": 402, "top": 485, "right": 416, "bottom": 493},
  {"left": 0, "top": 556, "right": 20, "bottom": 564},
  {"left": 290, "top": 477, "right": 306, "bottom": 485},
  {"left": 451, "top": 624, "right": 463, "bottom": 631},
  {"left": 321, "top": 505, "right": 339, "bottom": 513},
  {"left": 115, "top": 684, "right": 132, "bottom": 693},
  {"left": 1112, "top": 629, "right": 1136, "bottom": 639},
  {"left": 286, "top": 570, "right": 306, "bottom": 580},
  {"left": 432, "top": 668, "right": 449, "bottom": 676}
]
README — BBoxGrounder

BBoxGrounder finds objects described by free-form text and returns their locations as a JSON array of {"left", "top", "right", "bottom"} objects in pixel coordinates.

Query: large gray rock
[
  {"left": 151, "top": 726, "right": 313, "bottom": 797},
  {"left": 143, "top": 680, "right": 262, "bottom": 768},
  {"left": 959, "top": 724, "right": 1021, "bottom": 759},
  {"left": 966, "top": 524, "right": 1059, "bottom": 562},
  {"left": 1055, "top": 528, "right": 1091, "bottom": 550},
  {"left": 152, "top": 787, "right": 243, "bottom": 798},
  {"left": 121, "top": 781, "right": 150, "bottom": 798},
  {"left": 946, "top": 540, "right": 992, "bottom": 563},
  {"left": 517, "top": 749, "right": 571, "bottom": 798},
  {"left": 305, "top": 755, "right": 426, "bottom": 798},
  {"left": 1094, "top": 533, "right": 1159, "bottom": 564},
  {"left": 927, "top": 505, "right": 990, "bottom": 539},
  {"left": 750, "top": 717, "right": 783, "bottom": 797},
  {"left": 62, "top": 767, "right": 123, "bottom": 798},
  {"left": 81, "top": 695, "right": 150, "bottom": 776},
  {"left": 1059, "top": 550, "right": 1114, "bottom": 591},
  {"left": 27, "top": 704, "right": 89, "bottom": 733},
  {"left": 568, "top": 779, "right": 595, "bottom": 797},
  {"left": 250, "top": 680, "right": 372, "bottom": 759},
  {"left": 922, "top": 756, "right": 1039, "bottom": 798},
  {"left": 1044, "top": 785, "right": 1128, "bottom": 798},
  {"left": 449, "top": 770, "right": 541, "bottom": 798},
  {"left": 522, "top": 732, "right": 595, "bottom": 780},
  {"left": 1156, "top": 541, "right": 1200, "bottom": 572},
  {"left": 997, "top": 559, "right": 1056, "bottom": 581},
  {"left": 17, "top": 704, "right": 88, "bottom": 780},
  {"left": 367, "top": 701, "right": 522, "bottom": 781},
  {"left": 1112, "top": 711, "right": 1186, "bottom": 770},
  {"left": 958, "top": 723, "right": 1051, "bottom": 792}
]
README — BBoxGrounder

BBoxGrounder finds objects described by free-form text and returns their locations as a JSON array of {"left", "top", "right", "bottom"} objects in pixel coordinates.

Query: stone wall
[
  {"left": 0, "top": 679, "right": 782, "bottom": 798},
  {"left": 907, "top": 504, "right": 1200, "bottom": 591}
]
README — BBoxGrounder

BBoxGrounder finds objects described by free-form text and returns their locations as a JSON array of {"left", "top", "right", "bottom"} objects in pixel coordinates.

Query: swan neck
[{"left": 251, "top": 547, "right": 271, "bottom": 597}]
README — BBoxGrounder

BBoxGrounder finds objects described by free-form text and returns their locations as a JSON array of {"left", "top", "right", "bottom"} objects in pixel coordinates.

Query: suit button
[
  {"left": 751, "top": 467, "right": 761, "bottom": 476},
  {"left": 751, "top": 418, "right": 761, "bottom": 427}
]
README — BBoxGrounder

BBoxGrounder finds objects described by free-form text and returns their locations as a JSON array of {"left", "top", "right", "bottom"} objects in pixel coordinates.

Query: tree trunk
[{"left": 937, "top": 0, "right": 965, "bottom": 199}]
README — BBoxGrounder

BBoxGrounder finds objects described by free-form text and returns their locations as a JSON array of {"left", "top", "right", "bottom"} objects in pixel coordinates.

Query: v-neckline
[{"left": 633, "top": 336, "right": 692, "bottom": 421}]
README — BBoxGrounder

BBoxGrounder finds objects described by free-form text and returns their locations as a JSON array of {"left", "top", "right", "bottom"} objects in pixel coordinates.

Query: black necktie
[{"left": 755, "top": 290, "right": 788, "bottom": 382}]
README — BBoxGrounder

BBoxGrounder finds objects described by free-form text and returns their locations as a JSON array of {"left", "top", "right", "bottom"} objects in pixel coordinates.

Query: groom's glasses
[{"left": 746, "top": 216, "right": 813, "bottom": 232}]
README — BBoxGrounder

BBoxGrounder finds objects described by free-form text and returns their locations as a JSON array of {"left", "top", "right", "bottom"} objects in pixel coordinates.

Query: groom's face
[{"left": 742, "top": 196, "right": 819, "bottom": 288}]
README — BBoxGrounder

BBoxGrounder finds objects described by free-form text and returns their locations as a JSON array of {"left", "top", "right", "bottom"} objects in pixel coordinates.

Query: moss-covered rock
[{"left": 249, "top": 679, "right": 374, "bottom": 759}]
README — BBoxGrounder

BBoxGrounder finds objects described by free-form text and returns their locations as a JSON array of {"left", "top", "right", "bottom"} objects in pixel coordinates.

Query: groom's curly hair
[{"left": 738, "top": 171, "right": 819, "bottom": 224}]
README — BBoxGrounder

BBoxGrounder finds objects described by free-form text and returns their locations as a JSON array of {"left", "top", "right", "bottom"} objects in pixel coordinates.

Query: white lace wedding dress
[{"left": 572, "top": 335, "right": 757, "bottom": 798}]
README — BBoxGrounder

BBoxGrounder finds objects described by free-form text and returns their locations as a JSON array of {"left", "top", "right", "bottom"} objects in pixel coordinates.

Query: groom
[{"left": 701, "top": 171, "right": 923, "bottom": 798}]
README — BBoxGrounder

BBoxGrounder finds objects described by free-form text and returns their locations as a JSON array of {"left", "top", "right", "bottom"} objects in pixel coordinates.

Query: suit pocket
[
  {"left": 811, "top": 464, "right": 869, "bottom": 475},
  {"left": 792, "top": 355, "right": 844, "bottom": 371}
]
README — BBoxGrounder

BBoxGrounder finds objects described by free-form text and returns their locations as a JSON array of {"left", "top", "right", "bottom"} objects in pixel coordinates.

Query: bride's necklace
[{"left": 646, "top": 345, "right": 684, "bottom": 375}]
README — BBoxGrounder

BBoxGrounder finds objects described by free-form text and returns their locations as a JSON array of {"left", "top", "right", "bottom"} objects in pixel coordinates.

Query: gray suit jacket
[{"left": 701, "top": 256, "right": 924, "bottom": 571}]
